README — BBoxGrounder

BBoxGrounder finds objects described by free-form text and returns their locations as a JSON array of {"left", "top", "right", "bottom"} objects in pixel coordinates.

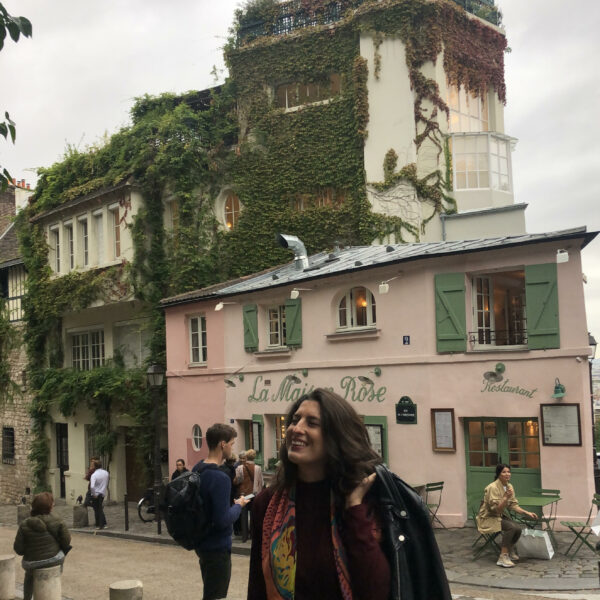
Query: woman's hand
[
  {"left": 526, "top": 510, "right": 538, "bottom": 520},
  {"left": 346, "top": 472, "right": 377, "bottom": 509}
]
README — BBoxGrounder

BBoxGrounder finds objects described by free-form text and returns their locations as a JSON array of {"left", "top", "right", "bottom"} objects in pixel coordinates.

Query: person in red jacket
[{"left": 247, "top": 388, "right": 391, "bottom": 600}]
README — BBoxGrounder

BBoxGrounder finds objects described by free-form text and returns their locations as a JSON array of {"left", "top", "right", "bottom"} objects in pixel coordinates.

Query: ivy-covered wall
[{"left": 10, "top": 0, "right": 507, "bottom": 492}]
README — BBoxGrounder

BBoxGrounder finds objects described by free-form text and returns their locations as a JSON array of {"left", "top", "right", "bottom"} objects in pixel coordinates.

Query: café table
[{"left": 515, "top": 495, "right": 561, "bottom": 546}]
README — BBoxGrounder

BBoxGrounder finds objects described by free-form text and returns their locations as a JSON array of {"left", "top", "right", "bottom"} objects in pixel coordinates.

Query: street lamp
[{"left": 147, "top": 363, "right": 165, "bottom": 534}]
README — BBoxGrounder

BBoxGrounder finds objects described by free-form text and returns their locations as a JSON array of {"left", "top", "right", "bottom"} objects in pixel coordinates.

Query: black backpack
[{"left": 163, "top": 470, "right": 211, "bottom": 550}]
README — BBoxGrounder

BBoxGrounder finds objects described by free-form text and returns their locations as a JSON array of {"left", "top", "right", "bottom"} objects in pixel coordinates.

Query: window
[
  {"left": 449, "top": 133, "right": 512, "bottom": 192},
  {"left": 1, "top": 265, "right": 25, "bottom": 321},
  {"left": 110, "top": 206, "right": 121, "bottom": 258},
  {"left": 114, "top": 322, "right": 150, "bottom": 368},
  {"left": 447, "top": 84, "right": 488, "bottom": 133},
  {"left": 293, "top": 188, "right": 345, "bottom": 211},
  {"left": 275, "top": 74, "right": 341, "bottom": 110},
  {"left": 363, "top": 416, "right": 388, "bottom": 463},
  {"left": 268, "top": 305, "right": 287, "bottom": 347},
  {"left": 274, "top": 415, "right": 286, "bottom": 454},
  {"left": 338, "top": 287, "right": 376, "bottom": 330},
  {"left": 49, "top": 226, "right": 60, "bottom": 272},
  {"left": 2, "top": 427, "right": 15, "bottom": 465},
  {"left": 471, "top": 270, "right": 526, "bottom": 347},
  {"left": 224, "top": 192, "right": 240, "bottom": 230},
  {"left": 64, "top": 222, "right": 74, "bottom": 270},
  {"left": 71, "top": 330, "right": 105, "bottom": 370},
  {"left": 189, "top": 316, "right": 207, "bottom": 364},
  {"left": 93, "top": 212, "right": 104, "bottom": 265},
  {"left": 192, "top": 425, "right": 202, "bottom": 450},
  {"left": 78, "top": 217, "right": 89, "bottom": 267}
]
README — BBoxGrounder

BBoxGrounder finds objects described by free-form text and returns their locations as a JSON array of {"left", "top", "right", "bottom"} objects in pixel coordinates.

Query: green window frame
[{"left": 363, "top": 416, "right": 388, "bottom": 465}]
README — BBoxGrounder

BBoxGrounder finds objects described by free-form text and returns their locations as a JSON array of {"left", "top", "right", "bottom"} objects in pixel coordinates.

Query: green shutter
[
  {"left": 525, "top": 263, "right": 559, "bottom": 350},
  {"left": 252, "top": 414, "right": 264, "bottom": 466},
  {"left": 435, "top": 273, "right": 467, "bottom": 353},
  {"left": 285, "top": 298, "right": 302, "bottom": 347},
  {"left": 243, "top": 304, "right": 258, "bottom": 352}
]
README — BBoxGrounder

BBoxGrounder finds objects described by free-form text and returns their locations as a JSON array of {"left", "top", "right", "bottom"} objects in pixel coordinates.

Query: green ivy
[{"left": 10, "top": 0, "right": 506, "bottom": 490}]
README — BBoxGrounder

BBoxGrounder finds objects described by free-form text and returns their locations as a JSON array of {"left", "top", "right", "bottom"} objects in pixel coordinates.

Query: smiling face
[
  {"left": 286, "top": 400, "right": 326, "bottom": 482},
  {"left": 498, "top": 467, "right": 511, "bottom": 485}
]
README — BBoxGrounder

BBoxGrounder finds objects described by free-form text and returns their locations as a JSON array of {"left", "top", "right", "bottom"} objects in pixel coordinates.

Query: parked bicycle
[{"left": 137, "top": 488, "right": 157, "bottom": 523}]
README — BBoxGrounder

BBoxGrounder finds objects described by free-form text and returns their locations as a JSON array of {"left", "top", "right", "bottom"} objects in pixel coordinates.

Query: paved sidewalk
[{"left": 2, "top": 502, "right": 599, "bottom": 592}]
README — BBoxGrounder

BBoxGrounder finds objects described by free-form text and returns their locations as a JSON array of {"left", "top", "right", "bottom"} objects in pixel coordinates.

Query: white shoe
[{"left": 496, "top": 553, "right": 515, "bottom": 568}]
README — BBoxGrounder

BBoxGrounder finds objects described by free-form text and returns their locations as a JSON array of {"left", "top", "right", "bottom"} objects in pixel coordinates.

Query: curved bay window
[
  {"left": 224, "top": 192, "right": 241, "bottom": 230},
  {"left": 338, "top": 287, "right": 376, "bottom": 330}
]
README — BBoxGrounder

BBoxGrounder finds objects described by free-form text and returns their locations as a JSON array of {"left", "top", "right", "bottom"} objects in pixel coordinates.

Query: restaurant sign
[
  {"left": 247, "top": 374, "right": 387, "bottom": 404},
  {"left": 481, "top": 379, "right": 537, "bottom": 398}
]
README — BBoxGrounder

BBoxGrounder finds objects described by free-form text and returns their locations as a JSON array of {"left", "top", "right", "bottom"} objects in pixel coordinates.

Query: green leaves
[{"left": 0, "top": 3, "right": 32, "bottom": 51}]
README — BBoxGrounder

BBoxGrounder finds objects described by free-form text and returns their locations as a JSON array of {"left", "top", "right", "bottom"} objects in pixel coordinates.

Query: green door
[{"left": 465, "top": 418, "right": 541, "bottom": 515}]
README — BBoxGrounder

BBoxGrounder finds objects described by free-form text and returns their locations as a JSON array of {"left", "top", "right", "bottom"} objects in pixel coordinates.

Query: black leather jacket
[{"left": 374, "top": 464, "right": 451, "bottom": 600}]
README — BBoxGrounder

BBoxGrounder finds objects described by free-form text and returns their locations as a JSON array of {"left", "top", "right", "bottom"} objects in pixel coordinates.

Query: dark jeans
[
  {"left": 501, "top": 516, "right": 523, "bottom": 550},
  {"left": 198, "top": 551, "right": 231, "bottom": 600},
  {"left": 240, "top": 502, "right": 252, "bottom": 542},
  {"left": 92, "top": 494, "right": 106, "bottom": 528}
]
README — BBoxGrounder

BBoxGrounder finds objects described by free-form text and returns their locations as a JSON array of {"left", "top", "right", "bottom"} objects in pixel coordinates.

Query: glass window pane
[
  {"left": 456, "top": 173, "right": 467, "bottom": 189},
  {"left": 470, "top": 436, "right": 483, "bottom": 451},
  {"left": 525, "top": 454, "right": 540, "bottom": 469},
  {"left": 484, "top": 453, "right": 499, "bottom": 467},
  {"left": 467, "top": 172, "right": 479, "bottom": 188},
  {"left": 508, "top": 422, "right": 522, "bottom": 436},
  {"left": 469, "top": 421, "right": 482, "bottom": 436},
  {"left": 470, "top": 453, "right": 484, "bottom": 467},
  {"left": 483, "top": 422, "right": 496, "bottom": 436},
  {"left": 478, "top": 171, "right": 489, "bottom": 187}
]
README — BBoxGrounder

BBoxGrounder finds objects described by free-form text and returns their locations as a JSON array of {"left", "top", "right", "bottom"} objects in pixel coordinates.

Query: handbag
[
  {"left": 516, "top": 527, "right": 554, "bottom": 559},
  {"left": 83, "top": 490, "right": 93, "bottom": 507}
]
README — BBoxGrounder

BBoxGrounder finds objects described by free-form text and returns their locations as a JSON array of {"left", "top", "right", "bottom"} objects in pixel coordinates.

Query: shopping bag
[
  {"left": 590, "top": 509, "right": 600, "bottom": 536},
  {"left": 516, "top": 528, "right": 554, "bottom": 560}
]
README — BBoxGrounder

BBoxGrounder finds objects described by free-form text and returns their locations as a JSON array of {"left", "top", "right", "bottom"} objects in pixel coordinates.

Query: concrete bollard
[
  {"left": 17, "top": 505, "right": 30, "bottom": 525},
  {"left": 0, "top": 554, "right": 16, "bottom": 600},
  {"left": 32, "top": 565, "right": 62, "bottom": 600},
  {"left": 73, "top": 505, "right": 89, "bottom": 527},
  {"left": 109, "top": 580, "right": 143, "bottom": 599}
]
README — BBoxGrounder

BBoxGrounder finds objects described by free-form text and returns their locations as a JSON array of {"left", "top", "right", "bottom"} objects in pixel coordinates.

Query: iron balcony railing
[
  {"left": 237, "top": 0, "right": 501, "bottom": 44},
  {"left": 469, "top": 328, "right": 528, "bottom": 347}
]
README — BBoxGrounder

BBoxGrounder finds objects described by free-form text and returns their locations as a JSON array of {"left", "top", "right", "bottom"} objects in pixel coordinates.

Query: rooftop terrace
[{"left": 237, "top": 0, "right": 501, "bottom": 45}]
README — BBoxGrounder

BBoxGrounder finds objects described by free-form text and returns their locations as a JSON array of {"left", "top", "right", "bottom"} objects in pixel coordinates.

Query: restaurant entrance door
[{"left": 465, "top": 418, "right": 541, "bottom": 514}]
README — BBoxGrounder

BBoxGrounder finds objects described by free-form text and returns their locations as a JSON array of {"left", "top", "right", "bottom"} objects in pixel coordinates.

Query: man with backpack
[{"left": 192, "top": 424, "right": 249, "bottom": 600}]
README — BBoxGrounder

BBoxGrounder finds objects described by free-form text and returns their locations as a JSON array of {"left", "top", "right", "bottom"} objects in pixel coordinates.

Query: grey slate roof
[{"left": 161, "top": 227, "right": 597, "bottom": 308}]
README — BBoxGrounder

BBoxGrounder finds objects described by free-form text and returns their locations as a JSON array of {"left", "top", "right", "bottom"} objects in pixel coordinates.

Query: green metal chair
[
  {"left": 560, "top": 494, "right": 600, "bottom": 557},
  {"left": 469, "top": 500, "right": 501, "bottom": 560},
  {"left": 425, "top": 481, "right": 446, "bottom": 529}
]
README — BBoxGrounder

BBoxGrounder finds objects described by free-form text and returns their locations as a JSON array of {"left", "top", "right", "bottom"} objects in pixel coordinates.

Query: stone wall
[{"left": 0, "top": 322, "right": 34, "bottom": 504}]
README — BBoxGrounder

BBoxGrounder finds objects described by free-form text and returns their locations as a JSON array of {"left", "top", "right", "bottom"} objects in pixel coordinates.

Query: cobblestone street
[{"left": 2, "top": 501, "right": 600, "bottom": 598}]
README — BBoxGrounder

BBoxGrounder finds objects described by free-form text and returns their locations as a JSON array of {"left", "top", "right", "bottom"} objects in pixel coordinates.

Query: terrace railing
[{"left": 237, "top": 0, "right": 501, "bottom": 45}]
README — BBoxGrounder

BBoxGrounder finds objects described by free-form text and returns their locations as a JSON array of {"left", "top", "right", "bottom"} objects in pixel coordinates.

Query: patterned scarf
[{"left": 261, "top": 485, "right": 353, "bottom": 600}]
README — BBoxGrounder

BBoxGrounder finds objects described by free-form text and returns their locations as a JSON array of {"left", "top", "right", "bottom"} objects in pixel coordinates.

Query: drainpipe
[{"left": 440, "top": 214, "right": 447, "bottom": 241}]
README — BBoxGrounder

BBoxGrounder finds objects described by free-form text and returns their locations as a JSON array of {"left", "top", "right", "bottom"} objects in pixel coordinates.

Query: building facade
[
  {"left": 163, "top": 228, "right": 597, "bottom": 527},
  {"left": 0, "top": 181, "right": 33, "bottom": 503}
]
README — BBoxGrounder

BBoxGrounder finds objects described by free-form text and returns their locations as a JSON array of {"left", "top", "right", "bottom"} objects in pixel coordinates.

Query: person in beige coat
[{"left": 476, "top": 463, "right": 537, "bottom": 568}]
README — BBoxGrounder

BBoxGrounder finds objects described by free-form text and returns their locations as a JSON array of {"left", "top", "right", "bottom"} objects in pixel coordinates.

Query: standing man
[
  {"left": 192, "top": 424, "right": 249, "bottom": 600},
  {"left": 90, "top": 459, "right": 109, "bottom": 530}
]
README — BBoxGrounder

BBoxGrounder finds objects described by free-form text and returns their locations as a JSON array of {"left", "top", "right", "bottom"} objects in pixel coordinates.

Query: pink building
[{"left": 162, "top": 228, "right": 597, "bottom": 527}]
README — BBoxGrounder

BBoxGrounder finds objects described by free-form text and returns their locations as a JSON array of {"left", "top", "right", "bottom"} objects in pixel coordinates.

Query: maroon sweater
[{"left": 247, "top": 479, "right": 390, "bottom": 600}]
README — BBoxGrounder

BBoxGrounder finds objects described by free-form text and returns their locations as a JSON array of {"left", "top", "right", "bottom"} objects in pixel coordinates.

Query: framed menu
[
  {"left": 540, "top": 403, "right": 582, "bottom": 446},
  {"left": 431, "top": 408, "right": 456, "bottom": 452}
]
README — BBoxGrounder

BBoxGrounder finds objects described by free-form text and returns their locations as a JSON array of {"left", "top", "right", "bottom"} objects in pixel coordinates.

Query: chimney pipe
[{"left": 276, "top": 233, "right": 309, "bottom": 271}]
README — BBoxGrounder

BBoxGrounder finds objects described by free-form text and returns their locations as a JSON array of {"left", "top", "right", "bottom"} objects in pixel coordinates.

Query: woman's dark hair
[
  {"left": 495, "top": 463, "right": 511, "bottom": 480},
  {"left": 31, "top": 492, "right": 54, "bottom": 516},
  {"left": 275, "top": 388, "right": 381, "bottom": 509}
]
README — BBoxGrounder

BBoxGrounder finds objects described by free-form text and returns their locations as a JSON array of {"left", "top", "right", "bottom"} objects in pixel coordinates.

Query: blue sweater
[{"left": 192, "top": 461, "right": 241, "bottom": 552}]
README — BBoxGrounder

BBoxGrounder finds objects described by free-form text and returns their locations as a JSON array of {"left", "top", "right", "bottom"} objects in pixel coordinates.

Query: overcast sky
[{"left": 1, "top": 0, "right": 599, "bottom": 347}]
